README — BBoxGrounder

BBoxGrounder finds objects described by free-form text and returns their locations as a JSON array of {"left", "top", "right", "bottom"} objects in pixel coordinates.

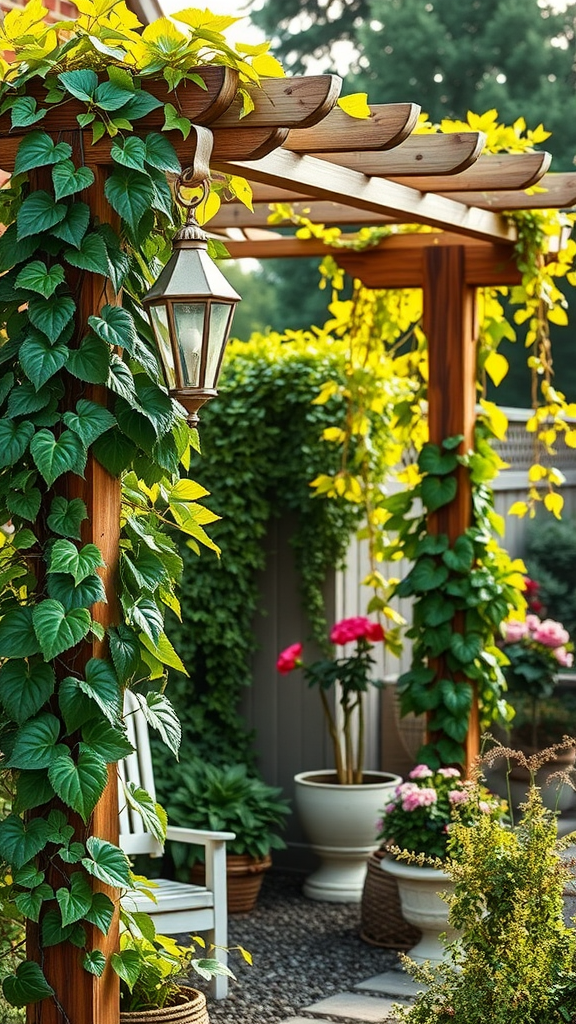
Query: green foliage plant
[
  {"left": 0, "top": 0, "right": 279, "bottom": 1012},
  {"left": 396, "top": 747, "right": 576, "bottom": 1024},
  {"left": 162, "top": 762, "right": 290, "bottom": 874},
  {"left": 524, "top": 513, "right": 576, "bottom": 640}
]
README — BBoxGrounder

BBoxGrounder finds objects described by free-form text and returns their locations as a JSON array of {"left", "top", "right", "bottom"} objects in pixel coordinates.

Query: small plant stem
[
  {"left": 319, "top": 688, "right": 345, "bottom": 784},
  {"left": 354, "top": 696, "right": 364, "bottom": 784},
  {"left": 343, "top": 698, "right": 354, "bottom": 784}
]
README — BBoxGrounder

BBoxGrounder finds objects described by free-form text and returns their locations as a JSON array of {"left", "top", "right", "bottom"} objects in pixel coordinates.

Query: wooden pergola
[{"left": 2, "top": 65, "right": 574, "bottom": 1023}]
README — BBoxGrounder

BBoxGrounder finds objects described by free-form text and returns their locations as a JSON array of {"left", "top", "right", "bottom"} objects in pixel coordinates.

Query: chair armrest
[{"left": 165, "top": 826, "right": 236, "bottom": 845}]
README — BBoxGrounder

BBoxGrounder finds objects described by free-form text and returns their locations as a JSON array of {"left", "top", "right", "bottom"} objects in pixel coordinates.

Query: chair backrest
[{"left": 119, "top": 690, "right": 164, "bottom": 858}]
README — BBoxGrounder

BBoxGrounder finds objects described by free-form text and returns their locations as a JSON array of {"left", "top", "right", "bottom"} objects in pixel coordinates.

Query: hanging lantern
[{"left": 143, "top": 179, "right": 241, "bottom": 427}]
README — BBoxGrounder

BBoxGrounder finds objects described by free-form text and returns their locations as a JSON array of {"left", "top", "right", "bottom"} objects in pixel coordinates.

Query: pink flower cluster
[
  {"left": 329, "top": 616, "right": 385, "bottom": 646},
  {"left": 396, "top": 781, "right": 438, "bottom": 811},
  {"left": 276, "top": 642, "right": 303, "bottom": 675},
  {"left": 502, "top": 614, "right": 573, "bottom": 667}
]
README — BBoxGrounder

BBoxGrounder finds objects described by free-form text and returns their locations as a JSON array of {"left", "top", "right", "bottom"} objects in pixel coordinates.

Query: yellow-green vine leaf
[
  {"left": 544, "top": 491, "right": 564, "bottom": 519},
  {"left": 484, "top": 350, "right": 509, "bottom": 387},
  {"left": 337, "top": 93, "right": 370, "bottom": 119},
  {"left": 251, "top": 52, "right": 285, "bottom": 77},
  {"left": 479, "top": 400, "right": 508, "bottom": 441},
  {"left": 227, "top": 176, "right": 253, "bottom": 212},
  {"left": 139, "top": 632, "right": 188, "bottom": 675},
  {"left": 508, "top": 501, "right": 529, "bottom": 518}
]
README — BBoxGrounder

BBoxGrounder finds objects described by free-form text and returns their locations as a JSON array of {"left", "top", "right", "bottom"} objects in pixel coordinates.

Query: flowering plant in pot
[
  {"left": 277, "top": 616, "right": 402, "bottom": 902},
  {"left": 376, "top": 764, "right": 506, "bottom": 963},
  {"left": 277, "top": 615, "right": 387, "bottom": 785},
  {"left": 499, "top": 612, "right": 573, "bottom": 749}
]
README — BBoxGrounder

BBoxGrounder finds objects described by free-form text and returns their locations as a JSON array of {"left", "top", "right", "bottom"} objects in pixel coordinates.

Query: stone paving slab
[
  {"left": 356, "top": 971, "right": 421, "bottom": 998},
  {"left": 302, "top": 992, "right": 409, "bottom": 1021}
]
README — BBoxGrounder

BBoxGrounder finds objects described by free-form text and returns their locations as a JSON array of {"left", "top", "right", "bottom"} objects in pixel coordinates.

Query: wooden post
[
  {"left": 423, "top": 244, "right": 480, "bottom": 772},
  {"left": 27, "top": 164, "right": 121, "bottom": 1024}
]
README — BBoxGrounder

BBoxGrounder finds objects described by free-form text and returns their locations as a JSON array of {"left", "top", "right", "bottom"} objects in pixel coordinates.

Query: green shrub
[{"left": 524, "top": 514, "right": 576, "bottom": 641}]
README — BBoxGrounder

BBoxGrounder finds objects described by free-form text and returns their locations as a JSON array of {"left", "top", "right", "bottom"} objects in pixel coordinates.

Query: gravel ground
[{"left": 192, "top": 870, "right": 399, "bottom": 1024}]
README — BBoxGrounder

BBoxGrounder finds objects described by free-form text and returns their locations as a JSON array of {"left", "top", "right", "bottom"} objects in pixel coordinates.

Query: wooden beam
[
  {"left": 423, "top": 245, "right": 480, "bottom": 772},
  {"left": 210, "top": 200, "right": 395, "bottom": 228},
  {"left": 284, "top": 102, "right": 421, "bottom": 153},
  {"left": 213, "top": 149, "right": 517, "bottom": 243},
  {"left": 443, "top": 173, "right": 576, "bottom": 209},
  {"left": 314, "top": 132, "right": 485, "bottom": 176},
  {"left": 210, "top": 74, "right": 342, "bottom": 129},
  {"left": 0, "top": 67, "right": 239, "bottom": 135},
  {"left": 389, "top": 152, "right": 551, "bottom": 191}
]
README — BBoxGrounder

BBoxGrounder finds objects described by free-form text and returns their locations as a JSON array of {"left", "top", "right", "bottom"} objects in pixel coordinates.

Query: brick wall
[{"left": 0, "top": 0, "right": 78, "bottom": 22}]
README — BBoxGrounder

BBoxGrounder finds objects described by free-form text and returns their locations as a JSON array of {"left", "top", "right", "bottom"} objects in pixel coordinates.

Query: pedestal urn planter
[
  {"left": 381, "top": 858, "right": 457, "bottom": 964},
  {"left": 294, "top": 770, "right": 401, "bottom": 902},
  {"left": 120, "top": 986, "right": 209, "bottom": 1024}
]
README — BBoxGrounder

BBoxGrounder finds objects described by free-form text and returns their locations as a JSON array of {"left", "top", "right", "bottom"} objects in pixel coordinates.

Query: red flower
[
  {"left": 330, "top": 616, "right": 384, "bottom": 646},
  {"left": 276, "top": 642, "right": 303, "bottom": 674}
]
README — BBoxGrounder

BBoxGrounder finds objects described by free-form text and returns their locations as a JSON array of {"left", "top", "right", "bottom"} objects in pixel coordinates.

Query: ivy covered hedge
[{"left": 156, "top": 331, "right": 364, "bottom": 771}]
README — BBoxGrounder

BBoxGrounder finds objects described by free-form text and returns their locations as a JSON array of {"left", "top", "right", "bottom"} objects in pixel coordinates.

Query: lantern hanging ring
[{"left": 175, "top": 174, "right": 210, "bottom": 212}]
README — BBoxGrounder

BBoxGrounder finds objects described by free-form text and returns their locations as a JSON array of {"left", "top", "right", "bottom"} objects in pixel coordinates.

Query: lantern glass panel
[
  {"left": 149, "top": 304, "right": 176, "bottom": 388},
  {"left": 173, "top": 302, "right": 206, "bottom": 386},
  {"left": 206, "top": 302, "right": 234, "bottom": 387}
]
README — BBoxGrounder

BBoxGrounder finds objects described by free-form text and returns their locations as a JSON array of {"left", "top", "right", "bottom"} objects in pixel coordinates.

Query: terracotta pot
[
  {"left": 294, "top": 769, "right": 402, "bottom": 903},
  {"left": 120, "top": 986, "right": 209, "bottom": 1024},
  {"left": 191, "top": 853, "right": 272, "bottom": 913}
]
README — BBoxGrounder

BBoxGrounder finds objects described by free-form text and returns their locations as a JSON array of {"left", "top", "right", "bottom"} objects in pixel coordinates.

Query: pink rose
[
  {"left": 276, "top": 642, "right": 303, "bottom": 674},
  {"left": 533, "top": 619, "right": 570, "bottom": 648},
  {"left": 526, "top": 614, "right": 542, "bottom": 633},
  {"left": 502, "top": 620, "right": 528, "bottom": 643},
  {"left": 330, "top": 616, "right": 385, "bottom": 646},
  {"left": 554, "top": 646, "right": 574, "bottom": 668},
  {"left": 365, "top": 621, "right": 385, "bottom": 643},
  {"left": 383, "top": 802, "right": 396, "bottom": 814},
  {"left": 437, "top": 767, "right": 461, "bottom": 778},
  {"left": 409, "top": 764, "right": 434, "bottom": 779}
]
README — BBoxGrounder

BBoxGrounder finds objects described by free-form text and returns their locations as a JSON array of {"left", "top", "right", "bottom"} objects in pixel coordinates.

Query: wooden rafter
[
  {"left": 316, "top": 150, "right": 551, "bottom": 190},
  {"left": 210, "top": 74, "right": 342, "bottom": 129},
  {"left": 313, "top": 132, "right": 486, "bottom": 177},
  {"left": 283, "top": 102, "right": 421, "bottom": 153}
]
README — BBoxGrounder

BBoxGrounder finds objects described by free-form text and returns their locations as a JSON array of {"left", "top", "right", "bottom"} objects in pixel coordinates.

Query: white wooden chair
[{"left": 118, "top": 690, "right": 235, "bottom": 999}]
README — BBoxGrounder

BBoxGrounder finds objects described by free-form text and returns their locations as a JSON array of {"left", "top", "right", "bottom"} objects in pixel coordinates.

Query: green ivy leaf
[
  {"left": 7, "top": 379, "right": 57, "bottom": 417},
  {"left": 107, "top": 355, "right": 137, "bottom": 403},
  {"left": 0, "top": 659, "right": 55, "bottom": 725},
  {"left": 134, "top": 690, "right": 181, "bottom": 759},
  {"left": 2, "top": 961, "right": 54, "bottom": 1007},
  {"left": 56, "top": 872, "right": 93, "bottom": 927},
  {"left": 30, "top": 429, "right": 87, "bottom": 487},
  {"left": 0, "top": 419, "right": 34, "bottom": 468},
  {"left": 59, "top": 841, "right": 86, "bottom": 864},
  {"left": 115, "top": 89, "right": 163, "bottom": 121},
  {"left": 115, "top": 402, "right": 157, "bottom": 454},
  {"left": 51, "top": 202, "right": 90, "bottom": 248},
  {"left": 438, "top": 677, "right": 474, "bottom": 716},
  {"left": 420, "top": 475, "right": 458, "bottom": 513},
  {"left": 32, "top": 600, "right": 91, "bottom": 660},
  {"left": 66, "top": 334, "right": 111, "bottom": 384},
  {"left": 80, "top": 658, "right": 122, "bottom": 723},
  {"left": 52, "top": 160, "right": 95, "bottom": 201},
  {"left": 49, "top": 746, "right": 108, "bottom": 822},
  {"left": 88, "top": 304, "right": 138, "bottom": 349},
  {"left": 110, "top": 135, "right": 146, "bottom": 170},
  {"left": 93, "top": 224, "right": 130, "bottom": 292},
  {"left": 110, "top": 949, "right": 141, "bottom": 990},
  {"left": 47, "top": 496, "right": 88, "bottom": 539},
  {"left": 82, "top": 836, "right": 132, "bottom": 888},
  {"left": 13, "top": 770, "right": 55, "bottom": 814},
  {"left": 418, "top": 594, "right": 456, "bottom": 627},
  {"left": 418, "top": 443, "right": 459, "bottom": 476},
  {"left": 64, "top": 233, "right": 109, "bottom": 275},
  {"left": 0, "top": 224, "right": 42, "bottom": 272},
  {"left": 47, "top": 572, "right": 106, "bottom": 611},
  {"left": 94, "top": 80, "right": 136, "bottom": 111},
  {"left": 17, "top": 191, "right": 67, "bottom": 240},
  {"left": 92, "top": 427, "right": 137, "bottom": 476},
  {"left": 48, "top": 540, "right": 105, "bottom": 584},
  {"left": 10, "top": 96, "right": 47, "bottom": 129},
  {"left": 435, "top": 737, "right": 465, "bottom": 765},
  {"left": 409, "top": 558, "right": 449, "bottom": 593},
  {"left": 58, "top": 69, "right": 98, "bottom": 102},
  {"left": 59, "top": 676, "right": 99, "bottom": 734},
  {"left": 162, "top": 102, "right": 191, "bottom": 138},
  {"left": 6, "top": 712, "right": 62, "bottom": 770},
  {"left": 122, "top": 549, "right": 167, "bottom": 592},
  {"left": 83, "top": 950, "right": 107, "bottom": 977},
  {"left": 15, "top": 883, "right": 53, "bottom": 922},
  {"left": 27, "top": 294, "right": 76, "bottom": 343},
  {"left": 108, "top": 624, "right": 141, "bottom": 683},
  {"left": 82, "top": 719, "right": 134, "bottom": 762},
  {"left": 15, "top": 261, "right": 65, "bottom": 298},
  {"left": 134, "top": 378, "right": 174, "bottom": 436},
  {"left": 41, "top": 908, "right": 81, "bottom": 948},
  {"left": 7, "top": 485, "right": 42, "bottom": 521},
  {"left": 122, "top": 781, "right": 167, "bottom": 844},
  {"left": 13, "top": 131, "right": 72, "bottom": 174},
  {"left": 84, "top": 892, "right": 114, "bottom": 934},
  {"left": 449, "top": 632, "right": 483, "bottom": 665},
  {"left": 443, "top": 535, "right": 475, "bottom": 573},
  {"left": 0, "top": 607, "right": 40, "bottom": 658},
  {"left": 104, "top": 167, "right": 154, "bottom": 233},
  {"left": 128, "top": 596, "right": 163, "bottom": 643},
  {"left": 12, "top": 864, "right": 45, "bottom": 888},
  {"left": 144, "top": 132, "right": 181, "bottom": 174},
  {"left": 20, "top": 331, "right": 69, "bottom": 389},
  {"left": 0, "top": 814, "right": 51, "bottom": 869},
  {"left": 63, "top": 398, "right": 116, "bottom": 447}
]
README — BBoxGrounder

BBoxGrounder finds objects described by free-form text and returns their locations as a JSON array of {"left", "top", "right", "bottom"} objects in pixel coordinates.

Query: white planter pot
[
  {"left": 381, "top": 858, "right": 457, "bottom": 964},
  {"left": 294, "top": 769, "right": 401, "bottom": 903}
]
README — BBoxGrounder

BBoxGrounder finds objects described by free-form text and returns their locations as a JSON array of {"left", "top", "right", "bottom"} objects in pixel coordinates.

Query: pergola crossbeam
[
  {"left": 284, "top": 102, "right": 421, "bottom": 153},
  {"left": 213, "top": 149, "right": 518, "bottom": 243},
  {"left": 313, "top": 131, "right": 486, "bottom": 177}
]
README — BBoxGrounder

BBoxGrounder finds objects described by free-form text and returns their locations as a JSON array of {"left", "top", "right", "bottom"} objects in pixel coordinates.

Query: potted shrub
[
  {"left": 277, "top": 616, "right": 402, "bottom": 902},
  {"left": 377, "top": 765, "right": 505, "bottom": 963},
  {"left": 163, "top": 763, "right": 290, "bottom": 913},
  {"left": 394, "top": 749, "right": 576, "bottom": 1024}
]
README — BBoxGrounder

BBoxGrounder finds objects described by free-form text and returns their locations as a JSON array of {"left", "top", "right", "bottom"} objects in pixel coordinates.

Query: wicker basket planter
[
  {"left": 191, "top": 853, "right": 272, "bottom": 913},
  {"left": 360, "top": 847, "right": 421, "bottom": 950},
  {"left": 120, "top": 986, "right": 209, "bottom": 1024}
]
